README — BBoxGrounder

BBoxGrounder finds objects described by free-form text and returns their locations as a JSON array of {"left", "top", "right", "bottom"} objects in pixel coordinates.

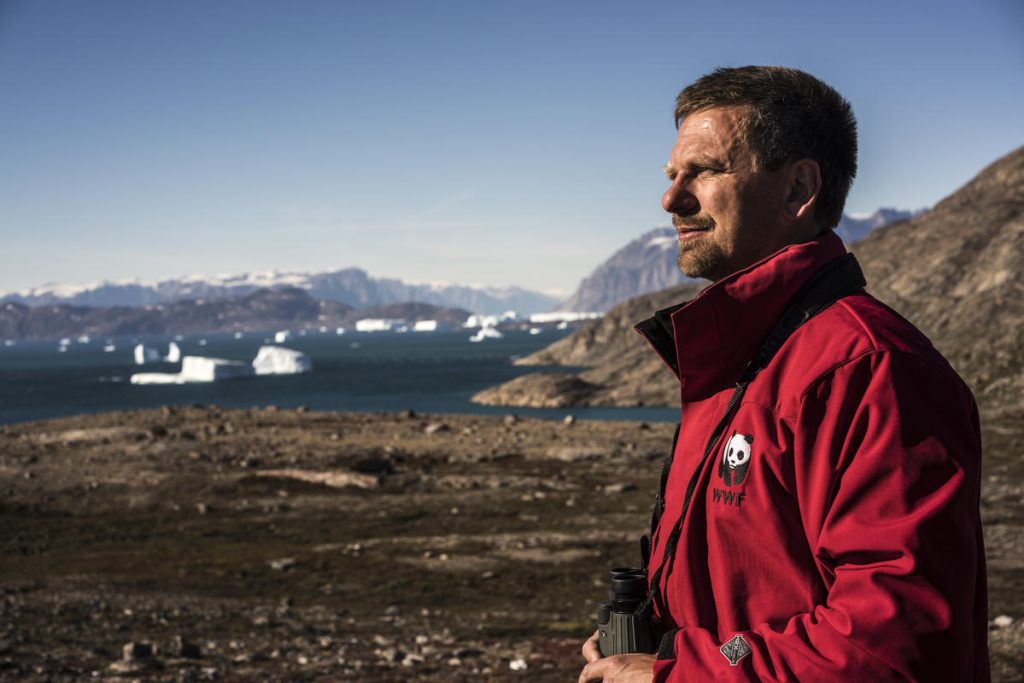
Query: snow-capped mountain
[
  {"left": 559, "top": 208, "right": 919, "bottom": 312},
  {"left": 2, "top": 268, "right": 560, "bottom": 316},
  {"left": 834, "top": 208, "right": 919, "bottom": 243}
]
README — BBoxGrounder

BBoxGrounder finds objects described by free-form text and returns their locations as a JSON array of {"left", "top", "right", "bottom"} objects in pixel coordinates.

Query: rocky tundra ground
[{"left": 1, "top": 406, "right": 1021, "bottom": 681}]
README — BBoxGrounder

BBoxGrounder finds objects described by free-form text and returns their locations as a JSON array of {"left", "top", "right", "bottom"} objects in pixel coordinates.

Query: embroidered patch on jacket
[
  {"left": 717, "top": 431, "right": 753, "bottom": 487},
  {"left": 720, "top": 634, "right": 752, "bottom": 666}
]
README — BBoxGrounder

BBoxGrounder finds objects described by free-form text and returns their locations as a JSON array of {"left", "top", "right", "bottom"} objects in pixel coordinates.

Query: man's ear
[{"left": 784, "top": 159, "right": 822, "bottom": 221}]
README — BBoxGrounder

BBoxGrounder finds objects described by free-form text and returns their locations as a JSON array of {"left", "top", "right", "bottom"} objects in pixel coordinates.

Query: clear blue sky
[{"left": 1, "top": 0, "right": 1021, "bottom": 296}]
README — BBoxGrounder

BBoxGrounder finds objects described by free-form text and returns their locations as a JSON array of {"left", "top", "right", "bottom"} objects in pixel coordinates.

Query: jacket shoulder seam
[
  {"left": 833, "top": 298, "right": 884, "bottom": 350},
  {"left": 799, "top": 347, "right": 959, "bottom": 402}
]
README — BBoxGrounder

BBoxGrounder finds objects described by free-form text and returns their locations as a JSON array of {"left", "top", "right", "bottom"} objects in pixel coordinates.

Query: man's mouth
[{"left": 672, "top": 215, "right": 714, "bottom": 237}]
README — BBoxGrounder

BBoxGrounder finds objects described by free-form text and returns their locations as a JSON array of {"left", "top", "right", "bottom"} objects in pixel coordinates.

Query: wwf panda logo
[{"left": 718, "top": 431, "right": 753, "bottom": 486}]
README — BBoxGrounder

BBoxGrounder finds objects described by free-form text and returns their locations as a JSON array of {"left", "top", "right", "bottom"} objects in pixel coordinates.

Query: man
[{"left": 579, "top": 66, "right": 988, "bottom": 682}]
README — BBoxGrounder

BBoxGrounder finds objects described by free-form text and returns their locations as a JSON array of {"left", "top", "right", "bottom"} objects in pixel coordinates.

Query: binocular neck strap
[{"left": 637, "top": 379, "right": 748, "bottom": 620}]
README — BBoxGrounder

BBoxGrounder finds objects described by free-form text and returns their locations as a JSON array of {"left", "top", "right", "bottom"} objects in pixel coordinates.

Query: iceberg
[
  {"left": 131, "top": 355, "right": 254, "bottom": 384},
  {"left": 252, "top": 345, "right": 312, "bottom": 376},
  {"left": 181, "top": 356, "right": 255, "bottom": 382},
  {"left": 275, "top": 330, "right": 292, "bottom": 343},
  {"left": 164, "top": 341, "right": 181, "bottom": 363},
  {"left": 469, "top": 327, "right": 504, "bottom": 342},
  {"left": 134, "top": 343, "right": 162, "bottom": 364},
  {"left": 356, "top": 318, "right": 405, "bottom": 332},
  {"left": 413, "top": 320, "right": 438, "bottom": 332},
  {"left": 130, "top": 372, "right": 184, "bottom": 385}
]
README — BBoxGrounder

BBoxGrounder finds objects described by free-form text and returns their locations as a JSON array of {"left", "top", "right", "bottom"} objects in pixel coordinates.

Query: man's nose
[{"left": 662, "top": 177, "right": 698, "bottom": 215}]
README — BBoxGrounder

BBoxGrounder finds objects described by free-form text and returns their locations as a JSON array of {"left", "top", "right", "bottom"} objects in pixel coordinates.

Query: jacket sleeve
[{"left": 652, "top": 349, "right": 987, "bottom": 682}]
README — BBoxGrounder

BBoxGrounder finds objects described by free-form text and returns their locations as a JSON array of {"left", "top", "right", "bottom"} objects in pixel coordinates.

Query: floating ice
[
  {"left": 130, "top": 372, "right": 184, "bottom": 385},
  {"left": 164, "top": 341, "right": 181, "bottom": 363},
  {"left": 413, "top": 320, "right": 437, "bottom": 332},
  {"left": 252, "top": 345, "right": 312, "bottom": 376},
  {"left": 469, "top": 327, "right": 504, "bottom": 342},
  {"left": 134, "top": 343, "right": 161, "bottom": 364},
  {"left": 181, "top": 356, "right": 254, "bottom": 381},
  {"left": 356, "top": 318, "right": 405, "bottom": 332}
]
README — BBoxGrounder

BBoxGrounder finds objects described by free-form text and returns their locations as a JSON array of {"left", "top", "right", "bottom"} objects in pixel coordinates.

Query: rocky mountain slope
[
  {"left": 557, "top": 228, "right": 696, "bottom": 313},
  {"left": 3, "top": 268, "right": 558, "bottom": 316},
  {"left": 558, "top": 209, "right": 914, "bottom": 313},
  {"left": 0, "top": 288, "right": 471, "bottom": 340},
  {"left": 852, "top": 147, "right": 1024, "bottom": 414},
  {"left": 476, "top": 146, "right": 1024, "bottom": 415}
]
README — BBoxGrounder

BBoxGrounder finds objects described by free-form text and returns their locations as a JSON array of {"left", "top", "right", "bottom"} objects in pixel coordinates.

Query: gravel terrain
[{"left": 1, "top": 405, "right": 1021, "bottom": 681}]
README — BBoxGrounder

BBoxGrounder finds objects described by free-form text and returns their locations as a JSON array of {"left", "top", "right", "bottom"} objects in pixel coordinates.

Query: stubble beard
[{"left": 673, "top": 214, "right": 725, "bottom": 280}]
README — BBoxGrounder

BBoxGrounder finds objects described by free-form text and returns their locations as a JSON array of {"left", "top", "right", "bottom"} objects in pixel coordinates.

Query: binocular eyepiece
[{"left": 595, "top": 566, "right": 657, "bottom": 656}]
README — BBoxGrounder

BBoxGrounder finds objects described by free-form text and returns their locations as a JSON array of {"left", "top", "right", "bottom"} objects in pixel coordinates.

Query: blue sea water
[{"left": 0, "top": 330, "right": 678, "bottom": 425}]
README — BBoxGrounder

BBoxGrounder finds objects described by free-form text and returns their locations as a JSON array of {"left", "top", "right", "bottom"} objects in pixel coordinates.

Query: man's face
[{"left": 662, "top": 106, "right": 790, "bottom": 281}]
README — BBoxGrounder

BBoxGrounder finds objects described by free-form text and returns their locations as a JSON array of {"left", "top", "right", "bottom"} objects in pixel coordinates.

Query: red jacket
[{"left": 636, "top": 231, "right": 989, "bottom": 681}]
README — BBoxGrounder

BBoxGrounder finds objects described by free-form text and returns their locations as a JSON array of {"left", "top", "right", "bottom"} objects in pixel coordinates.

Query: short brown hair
[{"left": 675, "top": 66, "right": 857, "bottom": 229}]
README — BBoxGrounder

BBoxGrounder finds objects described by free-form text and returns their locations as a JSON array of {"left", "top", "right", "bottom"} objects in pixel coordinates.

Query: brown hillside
[{"left": 851, "top": 145, "right": 1024, "bottom": 415}]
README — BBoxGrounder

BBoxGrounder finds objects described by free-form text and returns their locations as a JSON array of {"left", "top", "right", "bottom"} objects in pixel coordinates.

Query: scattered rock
[
  {"left": 171, "top": 635, "right": 201, "bottom": 659},
  {"left": 563, "top": 414, "right": 576, "bottom": 426},
  {"left": 509, "top": 657, "right": 528, "bottom": 671},
  {"left": 268, "top": 557, "right": 298, "bottom": 571},
  {"left": 254, "top": 468, "right": 379, "bottom": 490},
  {"left": 993, "top": 614, "right": 1014, "bottom": 628},
  {"left": 503, "top": 414, "right": 519, "bottom": 426},
  {"left": 547, "top": 446, "right": 604, "bottom": 462},
  {"left": 424, "top": 422, "right": 450, "bottom": 435},
  {"left": 402, "top": 652, "right": 425, "bottom": 666},
  {"left": 122, "top": 641, "right": 154, "bottom": 662},
  {"left": 603, "top": 482, "right": 637, "bottom": 494}
]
